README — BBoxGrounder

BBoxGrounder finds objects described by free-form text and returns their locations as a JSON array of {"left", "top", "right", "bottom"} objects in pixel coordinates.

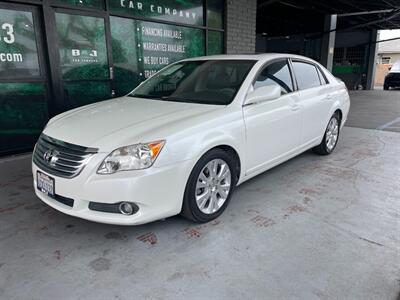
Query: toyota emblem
[{"left": 43, "top": 149, "right": 59, "bottom": 166}]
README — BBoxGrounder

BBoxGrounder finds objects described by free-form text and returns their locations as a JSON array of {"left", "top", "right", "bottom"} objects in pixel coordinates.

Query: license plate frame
[{"left": 37, "top": 171, "right": 55, "bottom": 197}]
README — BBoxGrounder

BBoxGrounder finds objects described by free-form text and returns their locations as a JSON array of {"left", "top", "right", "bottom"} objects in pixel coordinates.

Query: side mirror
[{"left": 245, "top": 84, "right": 281, "bottom": 105}]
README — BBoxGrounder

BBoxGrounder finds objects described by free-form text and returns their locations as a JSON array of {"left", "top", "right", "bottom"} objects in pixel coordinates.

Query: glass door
[
  {"left": 53, "top": 10, "right": 113, "bottom": 110},
  {"left": 0, "top": 3, "right": 49, "bottom": 154}
]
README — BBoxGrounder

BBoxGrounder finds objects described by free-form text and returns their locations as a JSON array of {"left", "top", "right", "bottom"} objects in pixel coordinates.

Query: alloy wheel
[
  {"left": 326, "top": 117, "right": 339, "bottom": 151},
  {"left": 195, "top": 159, "right": 232, "bottom": 214}
]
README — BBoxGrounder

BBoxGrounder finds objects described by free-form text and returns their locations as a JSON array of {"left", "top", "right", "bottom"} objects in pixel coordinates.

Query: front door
[
  {"left": 0, "top": 3, "right": 49, "bottom": 154},
  {"left": 53, "top": 9, "right": 113, "bottom": 111},
  {"left": 243, "top": 59, "right": 301, "bottom": 174}
]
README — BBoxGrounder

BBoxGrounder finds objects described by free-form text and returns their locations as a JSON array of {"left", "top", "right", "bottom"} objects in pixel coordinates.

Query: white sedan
[{"left": 32, "top": 54, "right": 350, "bottom": 225}]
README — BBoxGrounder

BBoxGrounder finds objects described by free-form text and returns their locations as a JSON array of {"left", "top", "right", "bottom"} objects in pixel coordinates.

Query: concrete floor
[
  {"left": 347, "top": 90, "right": 400, "bottom": 132},
  {"left": 0, "top": 92, "right": 399, "bottom": 299}
]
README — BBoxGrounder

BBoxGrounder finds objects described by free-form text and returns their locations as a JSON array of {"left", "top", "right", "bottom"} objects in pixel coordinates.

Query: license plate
[{"left": 37, "top": 171, "right": 55, "bottom": 197}]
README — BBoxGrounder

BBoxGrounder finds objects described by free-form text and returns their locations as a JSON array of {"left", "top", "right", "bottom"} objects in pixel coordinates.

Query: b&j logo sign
[{"left": 71, "top": 49, "right": 99, "bottom": 64}]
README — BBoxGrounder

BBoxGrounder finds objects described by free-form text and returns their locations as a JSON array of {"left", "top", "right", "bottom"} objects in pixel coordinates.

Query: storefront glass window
[
  {"left": 110, "top": 16, "right": 205, "bottom": 96},
  {"left": 0, "top": 8, "right": 40, "bottom": 78},
  {"left": 55, "top": 13, "right": 109, "bottom": 80},
  {"left": 0, "top": 1, "right": 225, "bottom": 154},
  {"left": 208, "top": 30, "right": 223, "bottom": 55},
  {"left": 63, "top": 81, "right": 111, "bottom": 108},
  {"left": 0, "top": 83, "right": 47, "bottom": 153},
  {"left": 207, "top": 0, "right": 224, "bottom": 29},
  {"left": 110, "top": 16, "right": 141, "bottom": 97}
]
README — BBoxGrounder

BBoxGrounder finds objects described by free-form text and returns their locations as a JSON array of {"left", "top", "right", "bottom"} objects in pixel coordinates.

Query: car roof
[{"left": 181, "top": 53, "right": 318, "bottom": 63}]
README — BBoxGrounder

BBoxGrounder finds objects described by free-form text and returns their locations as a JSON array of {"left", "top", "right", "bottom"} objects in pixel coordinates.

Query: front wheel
[
  {"left": 383, "top": 84, "right": 389, "bottom": 90},
  {"left": 313, "top": 113, "right": 341, "bottom": 155},
  {"left": 181, "top": 149, "right": 237, "bottom": 223}
]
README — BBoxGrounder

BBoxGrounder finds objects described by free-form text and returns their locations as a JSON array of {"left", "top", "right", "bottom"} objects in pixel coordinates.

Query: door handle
[
  {"left": 326, "top": 94, "right": 332, "bottom": 100},
  {"left": 291, "top": 104, "right": 300, "bottom": 111}
]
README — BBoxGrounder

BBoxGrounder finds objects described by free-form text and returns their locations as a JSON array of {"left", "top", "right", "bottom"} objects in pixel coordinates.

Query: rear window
[{"left": 292, "top": 61, "right": 321, "bottom": 90}]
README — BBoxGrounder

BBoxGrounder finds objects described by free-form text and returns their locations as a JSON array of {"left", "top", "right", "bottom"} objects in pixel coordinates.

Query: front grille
[{"left": 33, "top": 134, "right": 98, "bottom": 179}]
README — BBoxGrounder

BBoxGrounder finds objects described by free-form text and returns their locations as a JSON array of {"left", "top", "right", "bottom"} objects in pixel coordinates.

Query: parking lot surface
[{"left": 0, "top": 126, "right": 399, "bottom": 299}]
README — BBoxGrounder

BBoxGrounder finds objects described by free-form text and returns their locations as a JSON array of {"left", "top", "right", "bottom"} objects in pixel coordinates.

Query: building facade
[
  {"left": 0, "top": 0, "right": 257, "bottom": 155},
  {"left": 377, "top": 37, "right": 400, "bottom": 65}
]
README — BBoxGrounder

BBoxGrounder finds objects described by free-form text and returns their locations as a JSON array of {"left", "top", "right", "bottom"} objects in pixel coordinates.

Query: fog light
[{"left": 119, "top": 202, "right": 134, "bottom": 215}]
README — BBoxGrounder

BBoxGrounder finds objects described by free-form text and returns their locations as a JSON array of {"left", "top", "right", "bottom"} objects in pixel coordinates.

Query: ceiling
[{"left": 257, "top": 0, "right": 400, "bottom": 37}]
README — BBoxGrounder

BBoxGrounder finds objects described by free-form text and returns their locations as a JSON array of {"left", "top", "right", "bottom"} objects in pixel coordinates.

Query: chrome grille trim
[{"left": 33, "top": 134, "right": 98, "bottom": 179}]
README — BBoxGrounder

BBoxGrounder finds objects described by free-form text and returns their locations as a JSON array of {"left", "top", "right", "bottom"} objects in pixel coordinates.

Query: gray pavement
[
  {"left": 1, "top": 89, "right": 400, "bottom": 299},
  {"left": 347, "top": 90, "right": 400, "bottom": 132},
  {"left": 0, "top": 126, "right": 399, "bottom": 300}
]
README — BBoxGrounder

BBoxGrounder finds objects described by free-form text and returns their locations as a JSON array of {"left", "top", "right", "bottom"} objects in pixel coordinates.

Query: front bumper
[{"left": 32, "top": 154, "right": 194, "bottom": 225}]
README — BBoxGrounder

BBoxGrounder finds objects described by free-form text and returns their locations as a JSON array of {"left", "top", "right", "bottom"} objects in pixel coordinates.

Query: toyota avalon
[{"left": 32, "top": 54, "right": 350, "bottom": 225}]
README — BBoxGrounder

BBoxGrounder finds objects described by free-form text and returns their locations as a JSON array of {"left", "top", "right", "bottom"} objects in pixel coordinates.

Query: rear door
[{"left": 290, "top": 60, "right": 332, "bottom": 146}]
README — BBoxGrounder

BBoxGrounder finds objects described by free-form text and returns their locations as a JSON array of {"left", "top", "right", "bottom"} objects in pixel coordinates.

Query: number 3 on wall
[{"left": 2, "top": 23, "right": 15, "bottom": 44}]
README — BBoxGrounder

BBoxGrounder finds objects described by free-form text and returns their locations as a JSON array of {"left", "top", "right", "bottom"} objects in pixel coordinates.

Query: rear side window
[
  {"left": 254, "top": 60, "right": 294, "bottom": 95},
  {"left": 292, "top": 61, "right": 321, "bottom": 90}
]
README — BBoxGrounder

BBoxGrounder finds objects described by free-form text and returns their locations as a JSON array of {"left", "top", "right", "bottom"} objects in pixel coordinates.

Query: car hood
[{"left": 44, "top": 96, "right": 220, "bottom": 151}]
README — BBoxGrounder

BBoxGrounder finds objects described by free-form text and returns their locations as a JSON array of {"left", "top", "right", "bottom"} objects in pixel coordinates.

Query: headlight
[{"left": 97, "top": 140, "right": 165, "bottom": 174}]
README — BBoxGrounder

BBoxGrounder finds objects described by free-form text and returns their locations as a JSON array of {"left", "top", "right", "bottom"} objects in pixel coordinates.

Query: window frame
[{"left": 251, "top": 58, "right": 296, "bottom": 95}]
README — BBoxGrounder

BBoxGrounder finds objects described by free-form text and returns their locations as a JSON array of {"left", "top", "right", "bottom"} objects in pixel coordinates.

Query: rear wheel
[
  {"left": 383, "top": 84, "right": 389, "bottom": 90},
  {"left": 181, "top": 149, "right": 237, "bottom": 223},
  {"left": 313, "top": 113, "right": 340, "bottom": 155}
]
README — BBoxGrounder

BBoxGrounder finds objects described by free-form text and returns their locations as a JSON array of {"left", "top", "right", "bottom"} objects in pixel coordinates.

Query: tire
[
  {"left": 181, "top": 148, "right": 238, "bottom": 223},
  {"left": 312, "top": 113, "right": 341, "bottom": 155},
  {"left": 383, "top": 84, "right": 389, "bottom": 90}
]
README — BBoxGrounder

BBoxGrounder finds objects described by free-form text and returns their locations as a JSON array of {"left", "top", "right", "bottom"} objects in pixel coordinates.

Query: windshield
[{"left": 129, "top": 60, "right": 256, "bottom": 105}]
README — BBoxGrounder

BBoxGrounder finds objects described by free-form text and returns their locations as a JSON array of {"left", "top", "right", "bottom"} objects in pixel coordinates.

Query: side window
[
  {"left": 292, "top": 61, "right": 321, "bottom": 90},
  {"left": 254, "top": 60, "right": 293, "bottom": 95},
  {"left": 317, "top": 67, "right": 328, "bottom": 85}
]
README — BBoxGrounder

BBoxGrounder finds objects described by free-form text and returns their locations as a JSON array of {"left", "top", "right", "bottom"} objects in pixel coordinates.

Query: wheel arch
[
  {"left": 185, "top": 139, "right": 244, "bottom": 185},
  {"left": 209, "top": 144, "right": 241, "bottom": 183},
  {"left": 334, "top": 109, "right": 343, "bottom": 124}
]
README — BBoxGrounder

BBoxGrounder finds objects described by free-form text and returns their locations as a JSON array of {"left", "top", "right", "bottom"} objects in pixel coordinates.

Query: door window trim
[{"left": 316, "top": 65, "right": 329, "bottom": 85}]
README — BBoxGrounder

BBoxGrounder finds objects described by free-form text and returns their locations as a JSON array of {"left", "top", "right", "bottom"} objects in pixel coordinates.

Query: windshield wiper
[
  {"left": 161, "top": 96, "right": 199, "bottom": 103},
  {"left": 128, "top": 94, "right": 162, "bottom": 100},
  {"left": 129, "top": 94, "right": 200, "bottom": 104}
]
